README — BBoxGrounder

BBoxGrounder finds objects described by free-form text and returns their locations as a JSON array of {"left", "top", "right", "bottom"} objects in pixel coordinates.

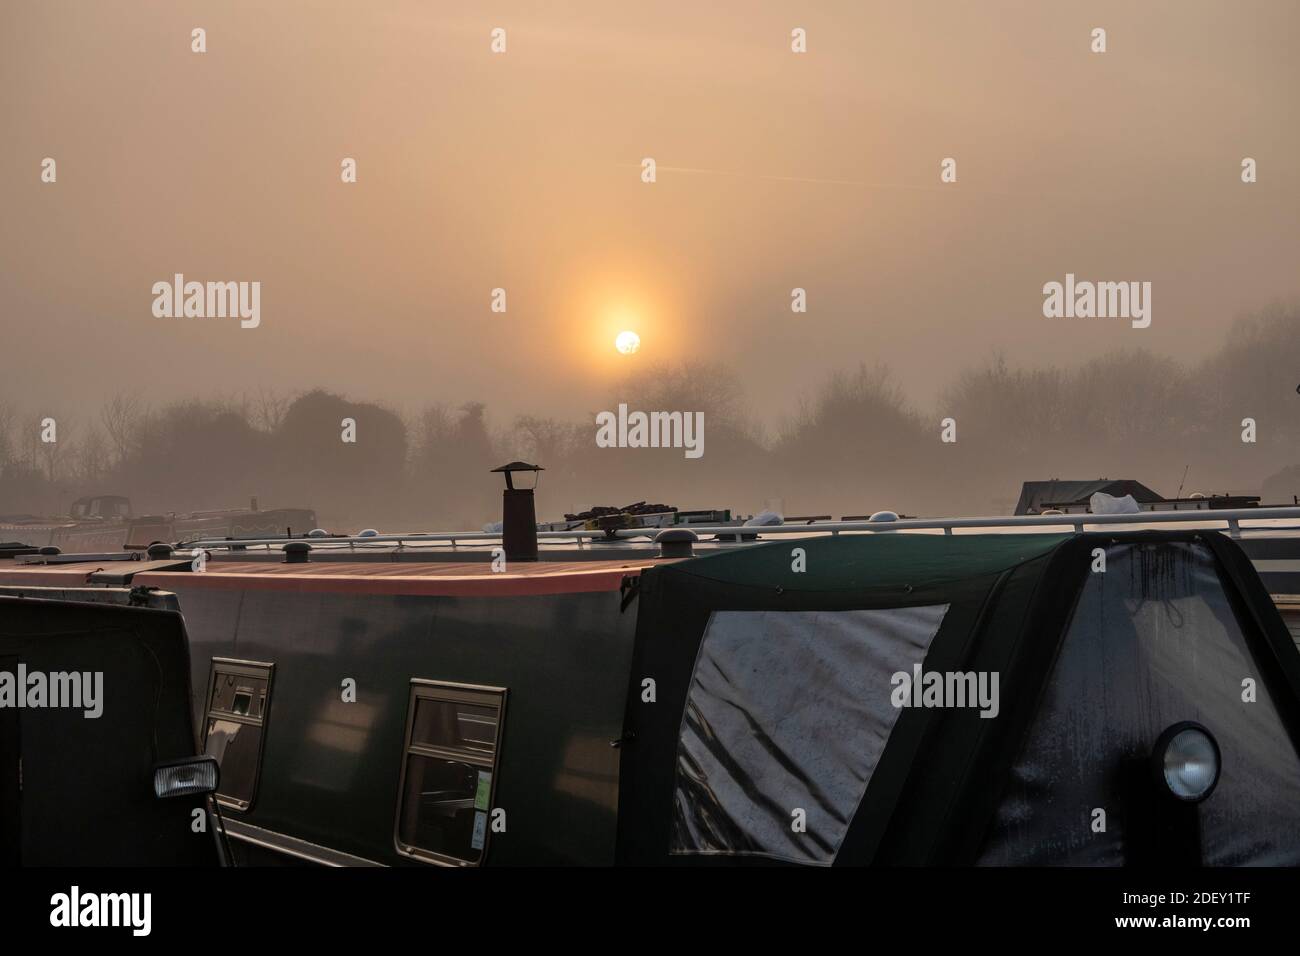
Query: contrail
[{"left": 621, "top": 162, "right": 949, "bottom": 191}]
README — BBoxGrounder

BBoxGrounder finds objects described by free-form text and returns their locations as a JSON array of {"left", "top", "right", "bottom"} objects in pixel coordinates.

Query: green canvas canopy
[
  {"left": 646, "top": 531, "right": 1073, "bottom": 595},
  {"left": 616, "top": 530, "right": 1300, "bottom": 865}
]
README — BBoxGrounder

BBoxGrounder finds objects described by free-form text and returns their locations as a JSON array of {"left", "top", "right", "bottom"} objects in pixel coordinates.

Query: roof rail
[
  {"left": 182, "top": 506, "right": 1300, "bottom": 550},
  {"left": 612, "top": 507, "right": 1300, "bottom": 540}
]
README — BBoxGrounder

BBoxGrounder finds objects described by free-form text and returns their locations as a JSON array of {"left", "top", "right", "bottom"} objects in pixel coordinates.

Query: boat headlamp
[{"left": 1151, "top": 722, "right": 1220, "bottom": 803}]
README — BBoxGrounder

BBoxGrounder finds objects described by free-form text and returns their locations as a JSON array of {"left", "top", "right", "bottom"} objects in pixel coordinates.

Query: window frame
[
  {"left": 201, "top": 657, "right": 275, "bottom": 812},
  {"left": 392, "top": 679, "right": 508, "bottom": 867}
]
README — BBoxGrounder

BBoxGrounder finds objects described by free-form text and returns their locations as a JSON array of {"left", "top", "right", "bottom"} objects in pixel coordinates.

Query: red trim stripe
[{"left": 134, "top": 565, "right": 648, "bottom": 597}]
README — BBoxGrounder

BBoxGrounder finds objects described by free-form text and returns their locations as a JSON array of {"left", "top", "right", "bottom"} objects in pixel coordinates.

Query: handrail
[
  {"left": 184, "top": 507, "right": 1300, "bottom": 550},
  {"left": 641, "top": 507, "right": 1300, "bottom": 539}
]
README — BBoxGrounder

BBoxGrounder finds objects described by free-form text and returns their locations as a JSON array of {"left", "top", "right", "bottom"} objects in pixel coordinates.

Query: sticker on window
[{"left": 471, "top": 811, "right": 487, "bottom": 851}]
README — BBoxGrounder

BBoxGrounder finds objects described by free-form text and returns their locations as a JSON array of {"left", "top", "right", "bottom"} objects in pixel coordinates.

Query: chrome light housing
[
  {"left": 1151, "top": 722, "right": 1220, "bottom": 803},
  {"left": 154, "top": 756, "right": 220, "bottom": 799}
]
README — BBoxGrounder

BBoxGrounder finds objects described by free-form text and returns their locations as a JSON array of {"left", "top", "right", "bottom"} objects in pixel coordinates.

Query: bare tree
[
  {"left": 511, "top": 415, "right": 582, "bottom": 464},
  {"left": 101, "top": 393, "right": 145, "bottom": 467},
  {"left": 409, "top": 403, "right": 456, "bottom": 469},
  {"left": 616, "top": 360, "right": 747, "bottom": 430},
  {"left": 0, "top": 401, "right": 15, "bottom": 474},
  {"left": 33, "top": 413, "right": 75, "bottom": 483},
  {"left": 248, "top": 386, "right": 295, "bottom": 433},
  {"left": 69, "top": 423, "right": 110, "bottom": 485}
]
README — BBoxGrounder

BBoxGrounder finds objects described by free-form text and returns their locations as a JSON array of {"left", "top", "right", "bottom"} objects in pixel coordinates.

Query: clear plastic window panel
[{"left": 672, "top": 605, "right": 950, "bottom": 865}]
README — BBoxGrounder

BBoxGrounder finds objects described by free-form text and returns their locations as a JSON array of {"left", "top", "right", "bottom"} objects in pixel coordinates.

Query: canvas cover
[
  {"left": 980, "top": 542, "right": 1300, "bottom": 865},
  {"left": 616, "top": 530, "right": 1300, "bottom": 865}
]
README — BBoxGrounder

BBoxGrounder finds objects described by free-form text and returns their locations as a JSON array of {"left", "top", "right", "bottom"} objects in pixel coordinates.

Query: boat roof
[
  {"left": 6, "top": 507, "right": 1300, "bottom": 594},
  {"left": 0, "top": 556, "right": 670, "bottom": 597}
]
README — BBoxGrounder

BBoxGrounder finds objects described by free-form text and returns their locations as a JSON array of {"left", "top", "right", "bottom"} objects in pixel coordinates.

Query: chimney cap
[
  {"left": 491, "top": 461, "right": 544, "bottom": 473},
  {"left": 492, "top": 461, "right": 544, "bottom": 491}
]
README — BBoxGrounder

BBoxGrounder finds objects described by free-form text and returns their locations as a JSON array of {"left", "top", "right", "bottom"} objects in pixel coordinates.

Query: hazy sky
[{"left": 3, "top": 0, "right": 1297, "bottom": 428}]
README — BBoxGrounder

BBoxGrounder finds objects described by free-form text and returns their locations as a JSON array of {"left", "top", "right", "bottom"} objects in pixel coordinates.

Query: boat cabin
[{"left": 2, "top": 512, "right": 1299, "bottom": 866}]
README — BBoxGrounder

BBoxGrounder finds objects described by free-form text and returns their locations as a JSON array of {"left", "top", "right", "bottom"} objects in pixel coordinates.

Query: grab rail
[{"left": 184, "top": 507, "right": 1300, "bottom": 550}]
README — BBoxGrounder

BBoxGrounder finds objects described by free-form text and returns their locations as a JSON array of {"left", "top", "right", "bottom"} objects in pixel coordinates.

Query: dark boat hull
[{"left": 168, "top": 578, "right": 638, "bottom": 865}]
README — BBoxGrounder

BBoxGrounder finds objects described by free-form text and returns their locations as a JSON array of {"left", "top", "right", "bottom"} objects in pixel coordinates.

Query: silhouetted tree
[{"left": 270, "top": 390, "right": 407, "bottom": 526}]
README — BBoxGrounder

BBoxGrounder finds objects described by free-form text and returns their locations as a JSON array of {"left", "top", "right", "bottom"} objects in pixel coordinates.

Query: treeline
[{"left": 3, "top": 305, "right": 1299, "bottom": 529}]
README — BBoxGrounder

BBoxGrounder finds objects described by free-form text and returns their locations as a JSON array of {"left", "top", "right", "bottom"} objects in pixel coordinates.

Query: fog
[{"left": 2, "top": 1, "right": 1298, "bottom": 528}]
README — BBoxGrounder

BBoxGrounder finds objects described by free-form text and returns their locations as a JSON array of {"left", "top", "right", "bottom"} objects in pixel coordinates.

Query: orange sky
[{"left": 3, "top": 0, "right": 1297, "bottom": 427}]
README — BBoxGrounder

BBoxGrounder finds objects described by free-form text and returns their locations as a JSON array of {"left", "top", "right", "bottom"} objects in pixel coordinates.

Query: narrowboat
[
  {"left": 3, "top": 486, "right": 1300, "bottom": 866},
  {"left": 0, "top": 494, "right": 316, "bottom": 553}
]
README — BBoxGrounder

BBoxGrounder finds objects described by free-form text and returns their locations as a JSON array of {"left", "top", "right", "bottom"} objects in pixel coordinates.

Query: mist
[
  {"left": 2, "top": 1, "right": 1298, "bottom": 527},
  {"left": 2, "top": 303, "right": 1298, "bottom": 531}
]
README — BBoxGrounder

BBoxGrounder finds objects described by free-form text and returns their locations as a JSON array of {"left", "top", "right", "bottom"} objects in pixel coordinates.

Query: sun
[{"left": 615, "top": 330, "right": 641, "bottom": 355}]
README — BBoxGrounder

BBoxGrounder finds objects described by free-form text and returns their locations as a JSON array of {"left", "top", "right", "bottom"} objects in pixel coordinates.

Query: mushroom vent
[
  {"left": 656, "top": 528, "right": 698, "bottom": 559},
  {"left": 282, "top": 541, "right": 312, "bottom": 564}
]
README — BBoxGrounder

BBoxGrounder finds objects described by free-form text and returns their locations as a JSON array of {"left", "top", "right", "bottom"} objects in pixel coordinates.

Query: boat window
[
  {"left": 202, "top": 659, "right": 275, "bottom": 811},
  {"left": 671, "top": 605, "right": 950, "bottom": 865},
  {"left": 394, "top": 680, "right": 507, "bottom": 866}
]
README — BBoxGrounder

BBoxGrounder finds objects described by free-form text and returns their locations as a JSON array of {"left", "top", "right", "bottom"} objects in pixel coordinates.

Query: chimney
[{"left": 491, "top": 461, "right": 543, "bottom": 562}]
